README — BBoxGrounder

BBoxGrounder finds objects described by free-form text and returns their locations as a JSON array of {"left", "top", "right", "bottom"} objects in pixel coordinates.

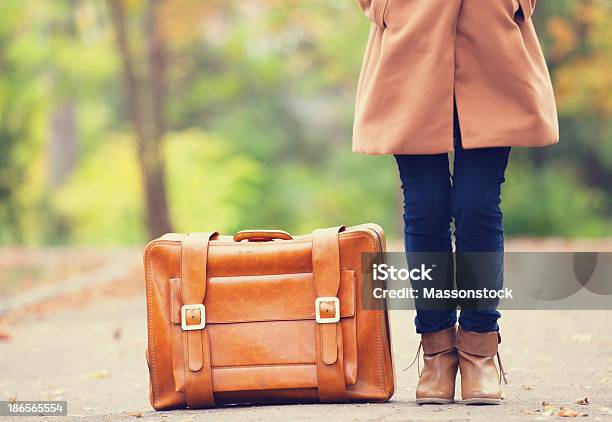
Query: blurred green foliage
[{"left": 0, "top": 0, "right": 610, "bottom": 245}]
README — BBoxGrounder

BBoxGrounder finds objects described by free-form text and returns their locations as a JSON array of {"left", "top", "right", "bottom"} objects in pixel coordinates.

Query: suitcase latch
[
  {"left": 181, "top": 304, "right": 206, "bottom": 330},
  {"left": 315, "top": 297, "right": 340, "bottom": 323}
]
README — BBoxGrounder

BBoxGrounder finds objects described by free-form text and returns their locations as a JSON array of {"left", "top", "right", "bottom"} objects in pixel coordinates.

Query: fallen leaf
[
  {"left": 542, "top": 404, "right": 557, "bottom": 416},
  {"left": 0, "top": 331, "right": 11, "bottom": 341},
  {"left": 575, "top": 397, "right": 589, "bottom": 405},
  {"left": 542, "top": 400, "right": 552, "bottom": 407},
  {"left": 558, "top": 407, "right": 579, "bottom": 417},
  {"left": 41, "top": 388, "right": 64, "bottom": 400},
  {"left": 521, "top": 384, "right": 535, "bottom": 390},
  {"left": 570, "top": 333, "right": 592, "bottom": 344},
  {"left": 127, "top": 411, "right": 143, "bottom": 418},
  {"left": 90, "top": 370, "right": 111, "bottom": 379}
]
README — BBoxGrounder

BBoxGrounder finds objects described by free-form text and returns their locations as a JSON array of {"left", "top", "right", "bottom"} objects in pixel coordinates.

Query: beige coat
[{"left": 352, "top": 0, "right": 559, "bottom": 154}]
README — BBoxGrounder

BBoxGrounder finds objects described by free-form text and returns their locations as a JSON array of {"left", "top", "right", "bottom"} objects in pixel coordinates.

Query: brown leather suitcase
[{"left": 143, "top": 224, "right": 395, "bottom": 409}]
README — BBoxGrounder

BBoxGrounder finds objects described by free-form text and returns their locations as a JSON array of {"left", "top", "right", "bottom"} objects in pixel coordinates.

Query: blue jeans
[{"left": 395, "top": 135, "right": 510, "bottom": 334}]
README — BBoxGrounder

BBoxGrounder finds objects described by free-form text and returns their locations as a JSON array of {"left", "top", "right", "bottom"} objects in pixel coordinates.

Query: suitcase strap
[
  {"left": 312, "top": 226, "right": 349, "bottom": 403},
  {"left": 180, "top": 232, "right": 218, "bottom": 408}
]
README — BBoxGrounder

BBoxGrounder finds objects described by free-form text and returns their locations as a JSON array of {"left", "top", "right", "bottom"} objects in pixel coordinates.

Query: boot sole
[
  {"left": 462, "top": 398, "right": 501, "bottom": 405},
  {"left": 416, "top": 398, "right": 455, "bottom": 405}
]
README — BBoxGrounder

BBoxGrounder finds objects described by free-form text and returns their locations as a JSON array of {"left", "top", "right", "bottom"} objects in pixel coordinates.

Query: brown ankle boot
[
  {"left": 456, "top": 327, "right": 508, "bottom": 405},
  {"left": 414, "top": 326, "right": 459, "bottom": 404}
]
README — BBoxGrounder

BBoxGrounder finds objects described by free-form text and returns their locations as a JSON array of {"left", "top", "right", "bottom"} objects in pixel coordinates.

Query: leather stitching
[
  {"left": 362, "top": 229, "right": 388, "bottom": 395},
  {"left": 172, "top": 316, "right": 354, "bottom": 325},
  {"left": 147, "top": 253, "right": 157, "bottom": 403},
  {"left": 145, "top": 241, "right": 176, "bottom": 405},
  {"left": 212, "top": 363, "right": 316, "bottom": 369}
]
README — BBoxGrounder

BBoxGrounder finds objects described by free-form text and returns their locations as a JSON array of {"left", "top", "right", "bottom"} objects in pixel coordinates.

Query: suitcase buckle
[
  {"left": 181, "top": 304, "right": 206, "bottom": 331},
  {"left": 315, "top": 297, "right": 340, "bottom": 323}
]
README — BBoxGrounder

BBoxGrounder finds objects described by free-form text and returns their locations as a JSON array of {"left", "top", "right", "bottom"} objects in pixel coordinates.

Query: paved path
[{"left": 1, "top": 295, "right": 611, "bottom": 421}]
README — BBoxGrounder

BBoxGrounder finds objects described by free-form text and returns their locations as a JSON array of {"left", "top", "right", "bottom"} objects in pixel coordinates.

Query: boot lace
[
  {"left": 497, "top": 352, "right": 508, "bottom": 384},
  {"left": 403, "top": 341, "right": 422, "bottom": 377}
]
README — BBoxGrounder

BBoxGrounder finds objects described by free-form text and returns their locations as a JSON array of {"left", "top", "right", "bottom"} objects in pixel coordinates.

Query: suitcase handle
[{"left": 233, "top": 230, "right": 293, "bottom": 242}]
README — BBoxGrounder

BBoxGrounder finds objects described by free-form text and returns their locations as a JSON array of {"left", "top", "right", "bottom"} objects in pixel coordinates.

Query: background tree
[{"left": 107, "top": 0, "right": 172, "bottom": 238}]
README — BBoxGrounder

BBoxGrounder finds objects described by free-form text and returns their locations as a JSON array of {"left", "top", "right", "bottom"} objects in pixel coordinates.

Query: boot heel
[
  {"left": 417, "top": 398, "right": 455, "bottom": 405},
  {"left": 462, "top": 398, "right": 501, "bottom": 405}
]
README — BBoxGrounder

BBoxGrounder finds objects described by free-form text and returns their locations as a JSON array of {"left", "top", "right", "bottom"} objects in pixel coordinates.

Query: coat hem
[{"left": 352, "top": 138, "right": 559, "bottom": 155}]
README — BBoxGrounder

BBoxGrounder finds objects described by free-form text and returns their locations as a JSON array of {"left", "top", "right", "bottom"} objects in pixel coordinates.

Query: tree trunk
[
  {"left": 47, "top": 9, "right": 79, "bottom": 190},
  {"left": 107, "top": 0, "right": 172, "bottom": 238},
  {"left": 47, "top": 101, "right": 77, "bottom": 188},
  {"left": 146, "top": 0, "right": 167, "bottom": 141}
]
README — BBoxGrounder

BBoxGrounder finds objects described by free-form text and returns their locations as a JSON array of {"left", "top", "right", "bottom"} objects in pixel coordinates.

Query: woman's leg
[
  {"left": 450, "top": 141, "right": 510, "bottom": 332},
  {"left": 395, "top": 153, "right": 459, "bottom": 404},
  {"left": 450, "top": 138, "right": 511, "bottom": 404},
  {"left": 395, "top": 153, "right": 456, "bottom": 333}
]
